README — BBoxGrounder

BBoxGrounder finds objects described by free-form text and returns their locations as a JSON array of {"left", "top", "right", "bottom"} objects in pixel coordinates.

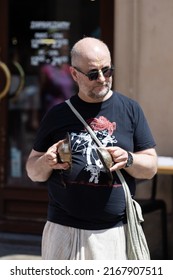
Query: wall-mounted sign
[{"left": 30, "top": 21, "right": 71, "bottom": 66}]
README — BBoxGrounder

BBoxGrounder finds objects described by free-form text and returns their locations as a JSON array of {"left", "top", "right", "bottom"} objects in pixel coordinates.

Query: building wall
[{"left": 113, "top": 0, "right": 173, "bottom": 210}]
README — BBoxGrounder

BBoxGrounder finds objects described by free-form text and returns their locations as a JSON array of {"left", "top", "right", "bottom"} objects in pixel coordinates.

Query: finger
[
  {"left": 108, "top": 149, "right": 128, "bottom": 164},
  {"left": 46, "top": 152, "right": 57, "bottom": 161},
  {"left": 54, "top": 139, "right": 66, "bottom": 150},
  {"left": 48, "top": 140, "right": 65, "bottom": 154},
  {"left": 110, "top": 161, "right": 126, "bottom": 172},
  {"left": 113, "top": 154, "right": 127, "bottom": 164},
  {"left": 54, "top": 162, "right": 70, "bottom": 170}
]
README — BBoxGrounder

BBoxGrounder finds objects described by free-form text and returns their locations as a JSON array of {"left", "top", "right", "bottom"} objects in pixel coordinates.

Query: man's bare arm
[
  {"left": 26, "top": 141, "right": 70, "bottom": 182},
  {"left": 107, "top": 147, "right": 157, "bottom": 179}
]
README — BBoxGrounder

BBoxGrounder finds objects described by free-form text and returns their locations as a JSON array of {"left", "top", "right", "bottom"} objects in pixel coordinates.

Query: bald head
[{"left": 71, "top": 37, "right": 111, "bottom": 67}]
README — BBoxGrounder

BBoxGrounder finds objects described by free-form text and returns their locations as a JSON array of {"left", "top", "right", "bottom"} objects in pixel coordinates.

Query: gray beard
[{"left": 88, "top": 84, "right": 111, "bottom": 101}]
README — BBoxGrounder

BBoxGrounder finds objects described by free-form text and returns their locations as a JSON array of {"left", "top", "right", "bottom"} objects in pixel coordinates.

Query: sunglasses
[{"left": 73, "top": 65, "right": 114, "bottom": 81}]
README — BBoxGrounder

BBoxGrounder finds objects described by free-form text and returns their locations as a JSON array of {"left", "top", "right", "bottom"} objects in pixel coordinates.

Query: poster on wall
[{"left": 30, "top": 20, "right": 71, "bottom": 67}]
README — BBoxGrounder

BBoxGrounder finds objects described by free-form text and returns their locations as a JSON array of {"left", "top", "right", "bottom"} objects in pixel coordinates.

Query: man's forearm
[
  {"left": 26, "top": 154, "right": 53, "bottom": 182},
  {"left": 125, "top": 152, "right": 158, "bottom": 179}
]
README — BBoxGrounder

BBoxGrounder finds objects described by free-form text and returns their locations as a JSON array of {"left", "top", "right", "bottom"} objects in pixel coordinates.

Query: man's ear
[{"left": 69, "top": 66, "right": 78, "bottom": 82}]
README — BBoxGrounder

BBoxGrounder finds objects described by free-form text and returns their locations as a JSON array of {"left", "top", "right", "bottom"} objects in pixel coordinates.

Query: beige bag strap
[{"left": 66, "top": 99, "right": 103, "bottom": 147}]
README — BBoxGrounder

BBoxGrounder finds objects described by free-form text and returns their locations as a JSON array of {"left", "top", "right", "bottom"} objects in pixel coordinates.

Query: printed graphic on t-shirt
[{"left": 70, "top": 116, "right": 117, "bottom": 184}]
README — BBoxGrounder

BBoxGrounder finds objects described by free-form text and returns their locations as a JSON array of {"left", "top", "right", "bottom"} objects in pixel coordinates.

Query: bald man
[{"left": 26, "top": 37, "right": 157, "bottom": 260}]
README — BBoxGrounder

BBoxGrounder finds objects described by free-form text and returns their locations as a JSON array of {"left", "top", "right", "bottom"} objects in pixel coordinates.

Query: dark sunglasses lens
[
  {"left": 88, "top": 71, "right": 98, "bottom": 81},
  {"left": 103, "top": 67, "right": 114, "bottom": 78},
  {"left": 88, "top": 67, "right": 114, "bottom": 80}
]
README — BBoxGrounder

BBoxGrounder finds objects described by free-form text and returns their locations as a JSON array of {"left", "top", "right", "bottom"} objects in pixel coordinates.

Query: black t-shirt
[{"left": 33, "top": 92, "right": 156, "bottom": 230}]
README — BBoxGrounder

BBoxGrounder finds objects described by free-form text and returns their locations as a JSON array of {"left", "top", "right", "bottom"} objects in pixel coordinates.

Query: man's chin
[{"left": 90, "top": 90, "right": 111, "bottom": 101}]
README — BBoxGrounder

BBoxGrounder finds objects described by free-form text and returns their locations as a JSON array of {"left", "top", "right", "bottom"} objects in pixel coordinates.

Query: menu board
[{"left": 30, "top": 21, "right": 71, "bottom": 66}]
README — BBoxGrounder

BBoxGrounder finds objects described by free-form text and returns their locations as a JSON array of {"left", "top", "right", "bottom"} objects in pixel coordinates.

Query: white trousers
[{"left": 42, "top": 221, "right": 127, "bottom": 260}]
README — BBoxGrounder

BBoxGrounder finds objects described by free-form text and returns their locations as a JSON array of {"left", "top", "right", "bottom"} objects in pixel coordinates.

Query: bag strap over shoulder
[
  {"left": 66, "top": 98, "right": 150, "bottom": 259},
  {"left": 66, "top": 99, "right": 103, "bottom": 147}
]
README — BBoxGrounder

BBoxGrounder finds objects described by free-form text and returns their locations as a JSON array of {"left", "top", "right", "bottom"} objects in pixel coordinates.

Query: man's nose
[{"left": 97, "top": 69, "right": 105, "bottom": 81}]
